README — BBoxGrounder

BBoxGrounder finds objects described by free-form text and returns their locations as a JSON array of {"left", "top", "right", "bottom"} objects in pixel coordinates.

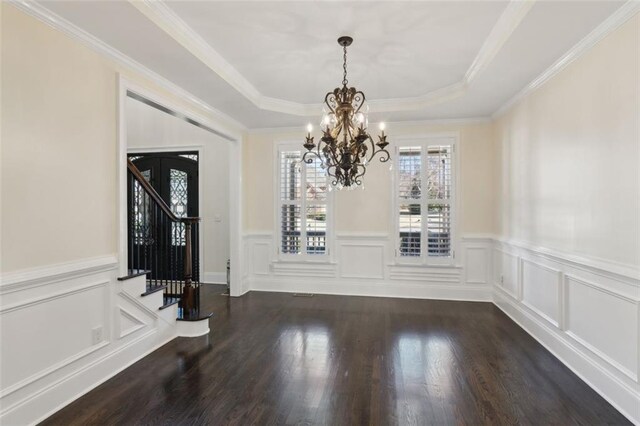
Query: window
[
  {"left": 277, "top": 145, "right": 330, "bottom": 258},
  {"left": 396, "top": 139, "right": 455, "bottom": 263}
]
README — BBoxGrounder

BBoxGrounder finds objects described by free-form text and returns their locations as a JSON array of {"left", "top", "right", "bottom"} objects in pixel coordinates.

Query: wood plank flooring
[{"left": 41, "top": 286, "right": 630, "bottom": 425}]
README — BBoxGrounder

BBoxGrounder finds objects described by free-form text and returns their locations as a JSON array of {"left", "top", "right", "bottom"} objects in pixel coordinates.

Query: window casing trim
[
  {"left": 390, "top": 133, "right": 460, "bottom": 266},
  {"left": 274, "top": 141, "right": 334, "bottom": 262}
]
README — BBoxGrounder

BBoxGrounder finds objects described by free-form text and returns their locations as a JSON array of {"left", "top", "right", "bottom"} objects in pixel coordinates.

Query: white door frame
[{"left": 117, "top": 75, "right": 244, "bottom": 296}]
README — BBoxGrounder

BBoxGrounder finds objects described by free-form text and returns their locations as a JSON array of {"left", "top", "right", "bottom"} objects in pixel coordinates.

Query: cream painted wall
[
  {"left": 243, "top": 122, "right": 496, "bottom": 236},
  {"left": 1, "top": 4, "right": 117, "bottom": 272},
  {"left": 494, "top": 14, "right": 639, "bottom": 267},
  {"left": 126, "top": 98, "right": 231, "bottom": 277},
  {"left": 1, "top": 4, "right": 241, "bottom": 273}
]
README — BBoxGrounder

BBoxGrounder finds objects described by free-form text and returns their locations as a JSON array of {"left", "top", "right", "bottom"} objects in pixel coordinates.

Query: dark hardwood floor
[{"left": 42, "top": 285, "right": 629, "bottom": 425}]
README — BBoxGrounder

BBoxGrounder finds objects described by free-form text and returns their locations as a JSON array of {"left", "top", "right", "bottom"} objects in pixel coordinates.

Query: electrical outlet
[{"left": 92, "top": 326, "right": 103, "bottom": 345}]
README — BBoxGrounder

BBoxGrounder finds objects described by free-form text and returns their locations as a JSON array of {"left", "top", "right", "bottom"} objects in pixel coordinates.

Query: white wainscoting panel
[
  {"left": 339, "top": 243, "right": 385, "bottom": 280},
  {"left": 494, "top": 249, "right": 519, "bottom": 299},
  {"left": 493, "top": 238, "right": 640, "bottom": 425},
  {"left": 243, "top": 233, "right": 492, "bottom": 302},
  {"left": 252, "top": 241, "right": 272, "bottom": 275},
  {"left": 0, "top": 281, "right": 109, "bottom": 393},
  {"left": 0, "top": 256, "right": 179, "bottom": 425},
  {"left": 564, "top": 274, "right": 638, "bottom": 381},
  {"left": 520, "top": 259, "right": 562, "bottom": 327},
  {"left": 464, "top": 247, "right": 488, "bottom": 284}
]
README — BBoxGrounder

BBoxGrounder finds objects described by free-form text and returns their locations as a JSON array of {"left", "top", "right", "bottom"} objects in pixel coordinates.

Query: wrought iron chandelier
[{"left": 303, "top": 36, "right": 391, "bottom": 189}]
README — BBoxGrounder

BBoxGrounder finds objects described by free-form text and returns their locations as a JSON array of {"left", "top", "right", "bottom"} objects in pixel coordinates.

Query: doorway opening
[{"left": 128, "top": 152, "right": 200, "bottom": 282}]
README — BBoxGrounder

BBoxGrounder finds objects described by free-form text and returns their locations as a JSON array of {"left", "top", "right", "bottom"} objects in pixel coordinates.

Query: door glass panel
[
  {"left": 134, "top": 170, "right": 152, "bottom": 245},
  {"left": 170, "top": 169, "right": 188, "bottom": 246}
]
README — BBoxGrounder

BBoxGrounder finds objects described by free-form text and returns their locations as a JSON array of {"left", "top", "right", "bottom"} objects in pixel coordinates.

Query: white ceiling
[
  {"left": 36, "top": 1, "right": 626, "bottom": 129},
  {"left": 167, "top": 1, "right": 509, "bottom": 103}
]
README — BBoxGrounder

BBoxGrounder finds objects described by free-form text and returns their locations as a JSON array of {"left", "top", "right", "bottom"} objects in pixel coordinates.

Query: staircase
[{"left": 119, "top": 160, "right": 212, "bottom": 337}]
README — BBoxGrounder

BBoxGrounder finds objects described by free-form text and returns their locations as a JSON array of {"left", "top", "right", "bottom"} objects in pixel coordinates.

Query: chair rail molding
[
  {"left": 492, "top": 237, "right": 640, "bottom": 425},
  {"left": 0, "top": 256, "right": 178, "bottom": 426}
]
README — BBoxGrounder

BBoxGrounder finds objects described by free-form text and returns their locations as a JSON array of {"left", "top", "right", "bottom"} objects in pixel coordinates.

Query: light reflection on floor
[
  {"left": 394, "top": 332, "right": 454, "bottom": 422},
  {"left": 277, "top": 325, "right": 332, "bottom": 421}
]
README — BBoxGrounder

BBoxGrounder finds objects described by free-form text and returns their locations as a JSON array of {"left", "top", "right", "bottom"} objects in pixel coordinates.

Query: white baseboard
[
  {"left": 6, "top": 330, "right": 176, "bottom": 426},
  {"left": 0, "top": 257, "right": 179, "bottom": 425},
  {"left": 250, "top": 277, "right": 492, "bottom": 302},
  {"left": 494, "top": 287, "right": 640, "bottom": 425},
  {"left": 203, "top": 271, "right": 226, "bottom": 284}
]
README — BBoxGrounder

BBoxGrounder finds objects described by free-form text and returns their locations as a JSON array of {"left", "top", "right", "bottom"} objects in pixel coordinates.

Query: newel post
[{"left": 181, "top": 218, "right": 199, "bottom": 316}]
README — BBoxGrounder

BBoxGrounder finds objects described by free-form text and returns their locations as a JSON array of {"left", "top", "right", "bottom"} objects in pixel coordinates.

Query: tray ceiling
[{"left": 32, "top": 1, "right": 628, "bottom": 128}]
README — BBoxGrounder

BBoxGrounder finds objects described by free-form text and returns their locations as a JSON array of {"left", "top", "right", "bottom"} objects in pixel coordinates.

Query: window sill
[
  {"left": 273, "top": 258, "right": 336, "bottom": 266},
  {"left": 388, "top": 261, "right": 462, "bottom": 269}
]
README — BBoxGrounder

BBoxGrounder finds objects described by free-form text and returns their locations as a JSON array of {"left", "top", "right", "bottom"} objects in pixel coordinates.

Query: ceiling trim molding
[
  {"left": 247, "top": 117, "right": 492, "bottom": 135},
  {"left": 464, "top": 0, "right": 536, "bottom": 83},
  {"left": 10, "top": 0, "right": 247, "bottom": 132},
  {"left": 131, "top": 0, "right": 535, "bottom": 116},
  {"left": 492, "top": 0, "right": 640, "bottom": 118}
]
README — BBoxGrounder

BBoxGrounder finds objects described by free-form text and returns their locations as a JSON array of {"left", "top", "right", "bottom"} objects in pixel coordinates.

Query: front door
[{"left": 129, "top": 152, "right": 199, "bottom": 282}]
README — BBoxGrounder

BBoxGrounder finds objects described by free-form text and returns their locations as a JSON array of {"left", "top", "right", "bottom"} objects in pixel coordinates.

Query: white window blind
[
  {"left": 398, "top": 147, "right": 422, "bottom": 257},
  {"left": 396, "top": 142, "right": 454, "bottom": 262},
  {"left": 278, "top": 147, "right": 329, "bottom": 257}
]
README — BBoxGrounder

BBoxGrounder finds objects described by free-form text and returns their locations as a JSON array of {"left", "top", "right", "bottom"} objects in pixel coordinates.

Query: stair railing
[{"left": 127, "top": 159, "right": 201, "bottom": 318}]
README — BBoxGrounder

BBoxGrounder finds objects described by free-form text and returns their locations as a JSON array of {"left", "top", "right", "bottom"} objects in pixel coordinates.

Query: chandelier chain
[{"left": 342, "top": 45, "right": 348, "bottom": 87}]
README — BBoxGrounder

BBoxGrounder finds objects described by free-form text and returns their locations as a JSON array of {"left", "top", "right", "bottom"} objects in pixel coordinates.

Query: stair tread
[
  {"left": 141, "top": 285, "right": 167, "bottom": 297},
  {"left": 117, "top": 269, "right": 150, "bottom": 281},
  {"left": 159, "top": 296, "right": 180, "bottom": 310}
]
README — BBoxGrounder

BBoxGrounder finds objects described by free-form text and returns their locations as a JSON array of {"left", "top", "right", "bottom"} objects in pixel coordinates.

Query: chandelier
[{"left": 303, "top": 36, "right": 391, "bottom": 189}]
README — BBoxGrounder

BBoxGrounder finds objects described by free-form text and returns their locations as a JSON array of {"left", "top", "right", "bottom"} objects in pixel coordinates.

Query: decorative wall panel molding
[
  {"left": 520, "top": 258, "right": 562, "bottom": 327},
  {"left": 338, "top": 243, "right": 386, "bottom": 280},
  {"left": 118, "top": 307, "right": 148, "bottom": 339},
  {"left": 243, "top": 233, "right": 492, "bottom": 301},
  {"left": 0, "top": 255, "right": 117, "bottom": 294},
  {"left": 493, "top": 238, "right": 640, "bottom": 425},
  {"left": 564, "top": 274, "right": 639, "bottom": 381},
  {"left": 0, "top": 258, "right": 178, "bottom": 426}
]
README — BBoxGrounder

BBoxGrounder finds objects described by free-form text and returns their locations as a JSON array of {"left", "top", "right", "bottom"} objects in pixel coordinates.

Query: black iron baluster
[
  {"left": 173, "top": 219, "right": 177, "bottom": 300},
  {"left": 158, "top": 210, "right": 162, "bottom": 292},
  {"left": 153, "top": 202, "right": 158, "bottom": 291},
  {"left": 128, "top": 175, "right": 133, "bottom": 272}
]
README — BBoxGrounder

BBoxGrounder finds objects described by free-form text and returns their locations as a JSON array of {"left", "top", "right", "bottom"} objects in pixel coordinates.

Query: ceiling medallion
[{"left": 303, "top": 36, "right": 391, "bottom": 190}]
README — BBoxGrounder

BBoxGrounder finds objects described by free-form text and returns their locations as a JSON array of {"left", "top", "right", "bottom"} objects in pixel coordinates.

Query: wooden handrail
[{"left": 127, "top": 160, "right": 200, "bottom": 224}]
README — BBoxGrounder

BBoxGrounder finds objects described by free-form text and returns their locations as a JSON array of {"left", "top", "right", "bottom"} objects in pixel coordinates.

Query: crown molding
[
  {"left": 9, "top": 0, "right": 247, "bottom": 132},
  {"left": 492, "top": 0, "right": 640, "bottom": 119},
  {"left": 247, "top": 117, "right": 491, "bottom": 135},
  {"left": 464, "top": 1, "right": 536, "bottom": 83},
  {"left": 130, "top": 0, "right": 534, "bottom": 116}
]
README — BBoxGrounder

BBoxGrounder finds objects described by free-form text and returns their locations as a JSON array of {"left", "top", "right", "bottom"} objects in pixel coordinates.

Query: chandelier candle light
[{"left": 303, "top": 36, "right": 391, "bottom": 189}]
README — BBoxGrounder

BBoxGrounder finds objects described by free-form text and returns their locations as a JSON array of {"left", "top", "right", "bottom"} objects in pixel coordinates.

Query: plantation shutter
[
  {"left": 397, "top": 141, "right": 454, "bottom": 263},
  {"left": 397, "top": 146, "right": 422, "bottom": 257},
  {"left": 278, "top": 146, "right": 329, "bottom": 257},
  {"left": 280, "top": 150, "right": 302, "bottom": 254},
  {"left": 425, "top": 145, "right": 452, "bottom": 258}
]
